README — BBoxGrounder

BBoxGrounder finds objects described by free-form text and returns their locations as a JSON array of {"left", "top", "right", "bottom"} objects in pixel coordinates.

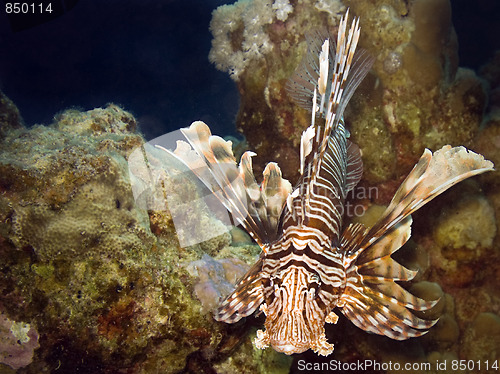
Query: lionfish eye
[{"left": 309, "top": 281, "right": 319, "bottom": 292}]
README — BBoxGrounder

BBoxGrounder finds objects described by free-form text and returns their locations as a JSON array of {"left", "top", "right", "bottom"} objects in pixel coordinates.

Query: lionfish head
[{"left": 254, "top": 266, "right": 334, "bottom": 356}]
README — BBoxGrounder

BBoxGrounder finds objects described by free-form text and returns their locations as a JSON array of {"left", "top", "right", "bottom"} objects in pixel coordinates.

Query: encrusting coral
[
  {"left": 0, "top": 91, "right": 23, "bottom": 140},
  {"left": 208, "top": 0, "right": 500, "bottom": 369},
  {"left": 0, "top": 0, "right": 499, "bottom": 371},
  {"left": 0, "top": 96, "right": 292, "bottom": 373},
  {"left": 432, "top": 186, "right": 496, "bottom": 251},
  {"left": 209, "top": 0, "right": 486, "bottom": 189},
  {"left": 0, "top": 308, "right": 39, "bottom": 370}
]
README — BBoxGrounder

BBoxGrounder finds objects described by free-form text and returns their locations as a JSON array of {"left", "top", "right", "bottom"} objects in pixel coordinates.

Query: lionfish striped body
[{"left": 163, "top": 11, "right": 494, "bottom": 356}]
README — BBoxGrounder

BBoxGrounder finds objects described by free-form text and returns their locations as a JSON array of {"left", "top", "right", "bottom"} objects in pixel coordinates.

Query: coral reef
[
  {"left": 432, "top": 185, "right": 496, "bottom": 251},
  {"left": 462, "top": 312, "right": 500, "bottom": 362},
  {"left": 0, "top": 308, "right": 39, "bottom": 370},
  {"left": 209, "top": 0, "right": 500, "bottom": 371},
  {"left": 209, "top": 0, "right": 345, "bottom": 81},
  {"left": 209, "top": 0, "right": 486, "bottom": 189},
  {"left": 0, "top": 90, "right": 23, "bottom": 141},
  {"left": 186, "top": 254, "right": 252, "bottom": 313},
  {"left": 0, "top": 99, "right": 291, "bottom": 373},
  {"left": 0, "top": 0, "right": 498, "bottom": 371},
  {"left": 210, "top": 0, "right": 348, "bottom": 183}
]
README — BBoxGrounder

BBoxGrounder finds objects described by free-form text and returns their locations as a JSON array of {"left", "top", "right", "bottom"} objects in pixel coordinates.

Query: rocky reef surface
[
  {"left": 0, "top": 0, "right": 499, "bottom": 373},
  {"left": 209, "top": 0, "right": 500, "bottom": 372},
  {"left": 209, "top": 0, "right": 486, "bottom": 187},
  {"left": 0, "top": 93, "right": 292, "bottom": 373}
]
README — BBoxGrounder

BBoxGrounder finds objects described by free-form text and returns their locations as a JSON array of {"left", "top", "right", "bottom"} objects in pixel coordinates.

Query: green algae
[
  {"left": 0, "top": 98, "right": 291, "bottom": 373},
  {"left": 0, "top": 0, "right": 498, "bottom": 371}
]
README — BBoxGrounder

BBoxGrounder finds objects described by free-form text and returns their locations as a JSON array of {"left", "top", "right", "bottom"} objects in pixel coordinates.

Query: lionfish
[{"left": 164, "top": 11, "right": 494, "bottom": 355}]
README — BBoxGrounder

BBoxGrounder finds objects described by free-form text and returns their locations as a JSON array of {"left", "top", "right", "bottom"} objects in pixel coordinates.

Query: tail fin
[{"left": 339, "top": 145, "right": 494, "bottom": 339}]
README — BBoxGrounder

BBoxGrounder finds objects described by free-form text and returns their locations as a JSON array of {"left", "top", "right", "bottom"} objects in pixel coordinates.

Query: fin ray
[
  {"left": 339, "top": 146, "right": 493, "bottom": 340},
  {"left": 341, "top": 289, "right": 437, "bottom": 340},
  {"left": 285, "top": 11, "right": 370, "bottom": 244},
  {"left": 214, "top": 257, "right": 265, "bottom": 323},
  {"left": 340, "top": 217, "right": 436, "bottom": 339},
  {"left": 356, "top": 255, "right": 417, "bottom": 281},
  {"left": 345, "top": 140, "right": 363, "bottom": 192},
  {"left": 159, "top": 121, "right": 292, "bottom": 248},
  {"left": 366, "top": 146, "right": 494, "bottom": 244},
  {"left": 298, "top": 12, "right": 372, "bottom": 227}
]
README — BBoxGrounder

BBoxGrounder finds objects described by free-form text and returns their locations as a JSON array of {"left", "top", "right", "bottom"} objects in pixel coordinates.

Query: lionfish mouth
[
  {"left": 271, "top": 340, "right": 310, "bottom": 355},
  {"left": 263, "top": 308, "right": 330, "bottom": 355}
]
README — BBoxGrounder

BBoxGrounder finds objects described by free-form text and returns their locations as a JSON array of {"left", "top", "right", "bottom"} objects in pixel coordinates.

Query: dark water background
[
  {"left": 0, "top": 0, "right": 498, "bottom": 140},
  {"left": 0, "top": 0, "right": 238, "bottom": 140}
]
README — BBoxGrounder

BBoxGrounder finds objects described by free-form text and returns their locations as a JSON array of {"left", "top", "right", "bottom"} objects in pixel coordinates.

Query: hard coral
[
  {"left": 209, "top": 0, "right": 274, "bottom": 80},
  {"left": 186, "top": 254, "right": 250, "bottom": 313},
  {"left": 210, "top": 0, "right": 485, "bottom": 189},
  {"left": 0, "top": 310, "right": 39, "bottom": 370},
  {"left": 433, "top": 192, "right": 496, "bottom": 251},
  {"left": 0, "top": 97, "right": 291, "bottom": 373},
  {"left": 0, "top": 90, "right": 23, "bottom": 141},
  {"left": 462, "top": 312, "right": 500, "bottom": 362},
  {"left": 208, "top": 0, "right": 500, "bottom": 368},
  {"left": 210, "top": 0, "right": 346, "bottom": 182}
]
